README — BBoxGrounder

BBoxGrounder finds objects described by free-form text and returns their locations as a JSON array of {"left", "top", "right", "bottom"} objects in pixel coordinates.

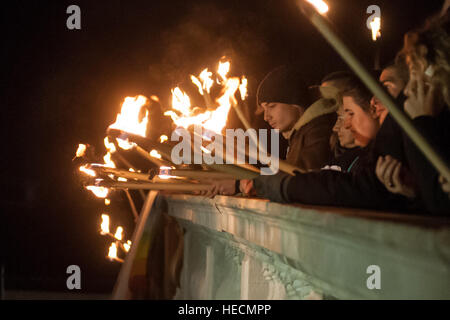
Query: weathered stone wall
[{"left": 163, "top": 194, "right": 450, "bottom": 300}]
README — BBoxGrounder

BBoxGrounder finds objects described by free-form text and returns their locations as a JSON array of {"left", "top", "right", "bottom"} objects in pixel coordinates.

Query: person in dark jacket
[
  {"left": 252, "top": 74, "right": 412, "bottom": 212},
  {"left": 376, "top": 13, "right": 450, "bottom": 215},
  {"left": 256, "top": 65, "right": 337, "bottom": 171}
]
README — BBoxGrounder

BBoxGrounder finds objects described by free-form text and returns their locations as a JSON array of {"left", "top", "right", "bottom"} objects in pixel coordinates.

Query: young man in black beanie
[{"left": 256, "top": 65, "right": 337, "bottom": 171}]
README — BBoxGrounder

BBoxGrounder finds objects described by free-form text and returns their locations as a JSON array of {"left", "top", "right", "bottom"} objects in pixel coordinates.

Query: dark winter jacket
[
  {"left": 254, "top": 113, "right": 410, "bottom": 212},
  {"left": 284, "top": 98, "right": 337, "bottom": 171},
  {"left": 402, "top": 108, "right": 450, "bottom": 216}
]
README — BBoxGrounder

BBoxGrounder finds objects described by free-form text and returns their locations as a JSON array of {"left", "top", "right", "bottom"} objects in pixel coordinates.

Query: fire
[
  {"left": 164, "top": 60, "right": 243, "bottom": 134},
  {"left": 105, "top": 199, "right": 111, "bottom": 205},
  {"left": 239, "top": 77, "right": 248, "bottom": 101},
  {"left": 75, "top": 144, "right": 87, "bottom": 158},
  {"left": 150, "top": 95, "right": 160, "bottom": 102},
  {"left": 123, "top": 240, "right": 132, "bottom": 252},
  {"left": 117, "top": 177, "right": 127, "bottom": 182},
  {"left": 100, "top": 214, "right": 110, "bottom": 235},
  {"left": 79, "top": 165, "right": 96, "bottom": 177},
  {"left": 108, "top": 242, "right": 118, "bottom": 260},
  {"left": 307, "top": 0, "right": 329, "bottom": 14},
  {"left": 114, "top": 226, "right": 123, "bottom": 241},
  {"left": 217, "top": 61, "right": 230, "bottom": 82},
  {"left": 150, "top": 149, "right": 162, "bottom": 159},
  {"left": 104, "top": 137, "right": 117, "bottom": 153},
  {"left": 160, "top": 135, "right": 169, "bottom": 143},
  {"left": 370, "top": 17, "right": 381, "bottom": 41},
  {"left": 86, "top": 186, "right": 109, "bottom": 198},
  {"left": 116, "top": 138, "right": 136, "bottom": 150},
  {"left": 109, "top": 95, "right": 149, "bottom": 137},
  {"left": 199, "top": 69, "right": 214, "bottom": 93}
]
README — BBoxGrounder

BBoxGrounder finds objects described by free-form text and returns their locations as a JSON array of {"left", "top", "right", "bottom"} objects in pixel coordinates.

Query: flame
[
  {"left": 307, "top": 0, "right": 329, "bottom": 14},
  {"left": 114, "top": 226, "right": 123, "bottom": 241},
  {"left": 370, "top": 17, "right": 381, "bottom": 41},
  {"left": 191, "top": 75, "right": 204, "bottom": 95},
  {"left": 160, "top": 135, "right": 169, "bottom": 143},
  {"left": 150, "top": 95, "right": 160, "bottom": 102},
  {"left": 86, "top": 186, "right": 109, "bottom": 198},
  {"left": 217, "top": 61, "right": 230, "bottom": 82},
  {"left": 109, "top": 95, "right": 149, "bottom": 137},
  {"left": 100, "top": 214, "right": 110, "bottom": 235},
  {"left": 79, "top": 165, "right": 96, "bottom": 177},
  {"left": 104, "top": 137, "right": 117, "bottom": 153},
  {"left": 199, "top": 69, "right": 214, "bottom": 93},
  {"left": 105, "top": 199, "right": 111, "bottom": 206},
  {"left": 164, "top": 60, "right": 243, "bottom": 134},
  {"left": 239, "top": 76, "right": 248, "bottom": 101},
  {"left": 103, "top": 152, "right": 116, "bottom": 168},
  {"left": 116, "top": 138, "right": 136, "bottom": 150},
  {"left": 117, "top": 177, "right": 127, "bottom": 182},
  {"left": 75, "top": 144, "right": 87, "bottom": 158},
  {"left": 123, "top": 240, "right": 132, "bottom": 252},
  {"left": 108, "top": 242, "right": 118, "bottom": 260},
  {"left": 150, "top": 149, "right": 162, "bottom": 159}
]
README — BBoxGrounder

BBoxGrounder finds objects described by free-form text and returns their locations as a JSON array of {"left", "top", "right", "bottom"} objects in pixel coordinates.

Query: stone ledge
[{"left": 163, "top": 194, "right": 450, "bottom": 299}]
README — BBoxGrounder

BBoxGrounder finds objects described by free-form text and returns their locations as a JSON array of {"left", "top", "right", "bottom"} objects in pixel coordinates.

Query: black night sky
[{"left": 1, "top": 0, "right": 444, "bottom": 294}]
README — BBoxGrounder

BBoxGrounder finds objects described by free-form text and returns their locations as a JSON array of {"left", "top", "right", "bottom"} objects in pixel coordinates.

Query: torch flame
[
  {"left": 75, "top": 144, "right": 87, "bottom": 158},
  {"left": 307, "top": 0, "right": 329, "bottom": 14},
  {"left": 79, "top": 165, "right": 96, "bottom": 177},
  {"left": 370, "top": 17, "right": 381, "bottom": 41},
  {"left": 104, "top": 137, "right": 117, "bottom": 153},
  {"left": 108, "top": 242, "right": 118, "bottom": 260},
  {"left": 164, "top": 60, "right": 243, "bottom": 134},
  {"left": 217, "top": 61, "right": 230, "bottom": 82},
  {"left": 100, "top": 214, "right": 110, "bottom": 235},
  {"left": 160, "top": 135, "right": 169, "bottom": 143},
  {"left": 123, "top": 240, "right": 132, "bottom": 252},
  {"left": 116, "top": 138, "right": 136, "bottom": 150},
  {"left": 105, "top": 199, "right": 111, "bottom": 206},
  {"left": 199, "top": 69, "right": 214, "bottom": 93},
  {"left": 239, "top": 76, "right": 248, "bottom": 101},
  {"left": 114, "top": 226, "right": 123, "bottom": 241},
  {"left": 86, "top": 186, "right": 109, "bottom": 198},
  {"left": 109, "top": 95, "right": 149, "bottom": 137},
  {"left": 150, "top": 149, "right": 162, "bottom": 159}
]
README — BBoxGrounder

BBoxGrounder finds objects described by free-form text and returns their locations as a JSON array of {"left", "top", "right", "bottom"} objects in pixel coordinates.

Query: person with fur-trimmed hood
[{"left": 256, "top": 65, "right": 337, "bottom": 171}]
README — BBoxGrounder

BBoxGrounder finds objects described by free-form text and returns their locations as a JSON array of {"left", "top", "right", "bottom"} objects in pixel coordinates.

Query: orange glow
[
  {"left": 109, "top": 95, "right": 149, "bottom": 137},
  {"left": 79, "top": 165, "right": 96, "bottom": 177},
  {"left": 108, "top": 242, "right": 118, "bottom": 260},
  {"left": 164, "top": 60, "right": 243, "bottom": 134},
  {"left": 114, "top": 226, "right": 123, "bottom": 241},
  {"left": 86, "top": 186, "right": 109, "bottom": 198},
  {"left": 75, "top": 144, "right": 87, "bottom": 158},
  {"left": 100, "top": 214, "right": 110, "bottom": 235},
  {"left": 123, "top": 240, "right": 132, "bottom": 252},
  {"left": 150, "top": 149, "right": 162, "bottom": 159},
  {"left": 370, "top": 17, "right": 381, "bottom": 41},
  {"left": 105, "top": 199, "right": 111, "bottom": 206},
  {"left": 239, "top": 76, "right": 248, "bottom": 101},
  {"left": 159, "top": 135, "right": 169, "bottom": 143},
  {"left": 116, "top": 138, "right": 136, "bottom": 150},
  {"left": 307, "top": 0, "right": 329, "bottom": 14}
]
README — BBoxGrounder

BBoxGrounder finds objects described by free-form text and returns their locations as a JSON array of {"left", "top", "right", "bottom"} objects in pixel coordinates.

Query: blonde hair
[{"left": 397, "top": 12, "right": 450, "bottom": 108}]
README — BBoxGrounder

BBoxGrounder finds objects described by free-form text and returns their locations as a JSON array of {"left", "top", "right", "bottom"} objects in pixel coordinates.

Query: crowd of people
[{"left": 204, "top": 6, "right": 450, "bottom": 217}]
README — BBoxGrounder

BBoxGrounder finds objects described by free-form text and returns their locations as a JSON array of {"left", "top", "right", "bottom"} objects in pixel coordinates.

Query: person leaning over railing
[
  {"left": 248, "top": 65, "right": 415, "bottom": 212},
  {"left": 375, "top": 11, "right": 450, "bottom": 215}
]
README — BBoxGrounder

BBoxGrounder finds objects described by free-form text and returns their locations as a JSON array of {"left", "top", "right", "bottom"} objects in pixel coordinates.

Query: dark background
[{"left": 0, "top": 0, "right": 444, "bottom": 295}]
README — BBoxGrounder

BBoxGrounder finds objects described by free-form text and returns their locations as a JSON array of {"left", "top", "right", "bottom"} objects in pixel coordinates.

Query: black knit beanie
[{"left": 256, "top": 66, "right": 312, "bottom": 112}]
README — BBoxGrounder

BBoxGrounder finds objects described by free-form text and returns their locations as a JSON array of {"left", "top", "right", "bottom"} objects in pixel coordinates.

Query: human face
[
  {"left": 261, "top": 102, "right": 301, "bottom": 132},
  {"left": 370, "top": 96, "right": 388, "bottom": 125},
  {"left": 333, "top": 107, "right": 357, "bottom": 148},
  {"left": 342, "top": 96, "right": 379, "bottom": 147},
  {"left": 379, "top": 67, "right": 406, "bottom": 98}
]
